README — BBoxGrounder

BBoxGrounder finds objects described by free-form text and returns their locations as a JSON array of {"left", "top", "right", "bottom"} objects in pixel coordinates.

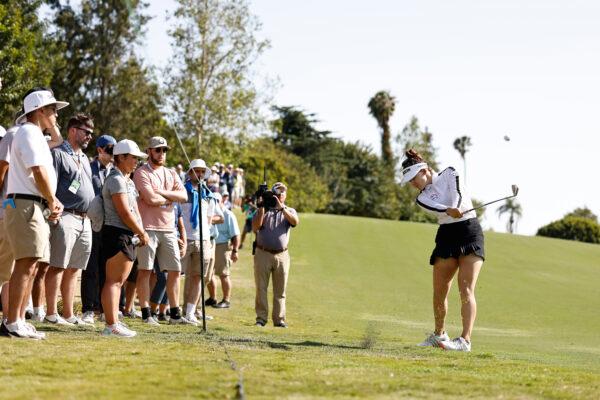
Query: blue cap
[{"left": 96, "top": 134, "right": 116, "bottom": 148}]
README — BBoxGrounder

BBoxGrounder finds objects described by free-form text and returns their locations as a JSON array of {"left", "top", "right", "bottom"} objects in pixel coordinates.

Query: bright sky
[{"left": 144, "top": 0, "right": 600, "bottom": 235}]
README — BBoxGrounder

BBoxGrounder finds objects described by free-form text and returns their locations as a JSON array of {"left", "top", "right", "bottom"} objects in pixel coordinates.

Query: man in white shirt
[{"left": 1, "top": 88, "right": 68, "bottom": 339}]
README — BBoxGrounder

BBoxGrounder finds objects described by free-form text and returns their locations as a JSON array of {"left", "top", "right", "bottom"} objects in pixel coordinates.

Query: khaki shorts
[
  {"left": 182, "top": 240, "right": 214, "bottom": 280},
  {"left": 5, "top": 199, "right": 50, "bottom": 262},
  {"left": 136, "top": 230, "right": 181, "bottom": 272},
  {"left": 214, "top": 242, "right": 232, "bottom": 277},
  {"left": 49, "top": 212, "right": 92, "bottom": 269},
  {"left": 0, "top": 218, "right": 15, "bottom": 284}
]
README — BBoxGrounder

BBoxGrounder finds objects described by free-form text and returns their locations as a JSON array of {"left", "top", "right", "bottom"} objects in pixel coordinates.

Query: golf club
[{"left": 463, "top": 184, "right": 519, "bottom": 213}]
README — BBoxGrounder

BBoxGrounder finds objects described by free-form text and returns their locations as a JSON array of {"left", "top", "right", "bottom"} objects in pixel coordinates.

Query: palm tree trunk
[{"left": 382, "top": 123, "right": 393, "bottom": 167}]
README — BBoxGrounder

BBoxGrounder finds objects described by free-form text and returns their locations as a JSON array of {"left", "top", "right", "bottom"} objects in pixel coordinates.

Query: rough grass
[{"left": 1, "top": 213, "right": 599, "bottom": 399}]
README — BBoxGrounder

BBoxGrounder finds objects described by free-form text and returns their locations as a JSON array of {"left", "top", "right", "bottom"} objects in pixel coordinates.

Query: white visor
[{"left": 400, "top": 162, "right": 428, "bottom": 185}]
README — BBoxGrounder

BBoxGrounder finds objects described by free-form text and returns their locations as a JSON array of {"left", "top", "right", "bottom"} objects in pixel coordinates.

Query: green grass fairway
[{"left": 1, "top": 213, "right": 599, "bottom": 399}]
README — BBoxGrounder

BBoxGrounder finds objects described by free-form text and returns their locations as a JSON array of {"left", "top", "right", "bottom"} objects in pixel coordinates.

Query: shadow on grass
[{"left": 216, "top": 336, "right": 365, "bottom": 351}]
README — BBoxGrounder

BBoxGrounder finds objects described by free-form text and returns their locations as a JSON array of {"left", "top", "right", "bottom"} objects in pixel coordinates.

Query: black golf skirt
[
  {"left": 429, "top": 218, "right": 485, "bottom": 265},
  {"left": 101, "top": 225, "right": 137, "bottom": 262}
]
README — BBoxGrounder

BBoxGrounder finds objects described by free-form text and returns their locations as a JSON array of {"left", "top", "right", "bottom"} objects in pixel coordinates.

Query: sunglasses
[
  {"left": 77, "top": 127, "right": 93, "bottom": 136},
  {"left": 152, "top": 147, "right": 169, "bottom": 154},
  {"left": 103, "top": 145, "right": 114, "bottom": 155}
]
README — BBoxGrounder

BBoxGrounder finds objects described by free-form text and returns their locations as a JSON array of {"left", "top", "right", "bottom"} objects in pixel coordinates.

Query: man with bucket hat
[
  {"left": 1, "top": 87, "right": 68, "bottom": 338},
  {"left": 133, "top": 136, "right": 193, "bottom": 325}
]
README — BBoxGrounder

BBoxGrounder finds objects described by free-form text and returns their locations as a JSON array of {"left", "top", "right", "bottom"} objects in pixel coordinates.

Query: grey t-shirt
[
  {"left": 102, "top": 167, "right": 141, "bottom": 231},
  {"left": 52, "top": 142, "right": 95, "bottom": 211},
  {"left": 0, "top": 127, "right": 16, "bottom": 219},
  {"left": 256, "top": 207, "right": 297, "bottom": 250}
]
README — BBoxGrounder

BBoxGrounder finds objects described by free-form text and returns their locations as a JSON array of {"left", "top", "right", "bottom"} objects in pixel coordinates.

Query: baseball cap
[
  {"left": 400, "top": 162, "right": 428, "bottom": 185},
  {"left": 96, "top": 134, "right": 116, "bottom": 148},
  {"left": 146, "top": 136, "right": 171, "bottom": 149},
  {"left": 16, "top": 89, "right": 69, "bottom": 125},
  {"left": 113, "top": 139, "right": 148, "bottom": 158},
  {"left": 271, "top": 182, "right": 287, "bottom": 194}
]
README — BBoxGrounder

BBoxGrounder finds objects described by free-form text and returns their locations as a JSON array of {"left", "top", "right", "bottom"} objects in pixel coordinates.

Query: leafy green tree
[
  {"left": 272, "top": 106, "right": 331, "bottom": 160},
  {"left": 0, "top": 0, "right": 56, "bottom": 124},
  {"left": 368, "top": 90, "right": 396, "bottom": 167},
  {"left": 46, "top": 0, "right": 166, "bottom": 149},
  {"left": 167, "top": 0, "right": 269, "bottom": 155},
  {"left": 497, "top": 198, "right": 522, "bottom": 234},
  {"left": 239, "top": 138, "right": 329, "bottom": 212},
  {"left": 537, "top": 216, "right": 600, "bottom": 244},
  {"left": 564, "top": 207, "right": 598, "bottom": 223},
  {"left": 453, "top": 135, "right": 472, "bottom": 183}
]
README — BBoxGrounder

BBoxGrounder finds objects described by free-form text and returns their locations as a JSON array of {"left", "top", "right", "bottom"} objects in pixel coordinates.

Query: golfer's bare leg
[
  {"left": 1, "top": 282, "right": 9, "bottom": 315},
  {"left": 187, "top": 274, "right": 202, "bottom": 306},
  {"left": 20, "top": 264, "right": 38, "bottom": 319},
  {"left": 432, "top": 257, "right": 458, "bottom": 335},
  {"left": 125, "top": 281, "right": 136, "bottom": 312},
  {"left": 7, "top": 258, "right": 38, "bottom": 324},
  {"left": 457, "top": 255, "right": 483, "bottom": 342},
  {"left": 60, "top": 268, "right": 79, "bottom": 319},
  {"left": 207, "top": 275, "right": 217, "bottom": 299}
]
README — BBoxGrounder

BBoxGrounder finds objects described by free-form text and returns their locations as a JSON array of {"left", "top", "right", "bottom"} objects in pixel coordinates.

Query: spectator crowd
[{"left": 0, "top": 83, "right": 299, "bottom": 339}]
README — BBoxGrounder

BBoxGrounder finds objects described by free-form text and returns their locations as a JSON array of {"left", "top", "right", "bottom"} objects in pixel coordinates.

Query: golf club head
[{"left": 512, "top": 184, "right": 519, "bottom": 196}]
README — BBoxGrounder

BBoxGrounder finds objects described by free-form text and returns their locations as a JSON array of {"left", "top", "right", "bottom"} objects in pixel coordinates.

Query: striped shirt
[{"left": 416, "top": 167, "right": 476, "bottom": 225}]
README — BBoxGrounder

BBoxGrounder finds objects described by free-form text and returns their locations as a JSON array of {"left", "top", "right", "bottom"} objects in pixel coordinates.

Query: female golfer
[
  {"left": 401, "top": 149, "right": 484, "bottom": 352},
  {"left": 101, "top": 139, "right": 149, "bottom": 337}
]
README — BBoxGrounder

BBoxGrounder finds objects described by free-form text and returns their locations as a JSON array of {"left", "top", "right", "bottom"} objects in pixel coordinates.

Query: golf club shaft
[{"left": 463, "top": 194, "right": 516, "bottom": 213}]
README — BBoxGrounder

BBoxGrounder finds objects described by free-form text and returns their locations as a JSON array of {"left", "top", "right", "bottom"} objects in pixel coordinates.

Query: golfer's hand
[
  {"left": 231, "top": 250, "right": 239, "bottom": 263},
  {"left": 274, "top": 196, "right": 284, "bottom": 210},
  {"left": 446, "top": 208, "right": 463, "bottom": 218}
]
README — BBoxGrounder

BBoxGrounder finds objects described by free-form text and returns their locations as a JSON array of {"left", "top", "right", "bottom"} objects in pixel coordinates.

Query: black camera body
[{"left": 255, "top": 183, "right": 277, "bottom": 210}]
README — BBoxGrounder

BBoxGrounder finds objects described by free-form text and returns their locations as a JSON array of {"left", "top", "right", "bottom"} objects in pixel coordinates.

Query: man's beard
[{"left": 150, "top": 154, "right": 165, "bottom": 166}]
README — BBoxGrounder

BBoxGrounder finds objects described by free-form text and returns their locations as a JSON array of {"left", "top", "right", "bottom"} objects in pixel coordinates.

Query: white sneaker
[
  {"left": 32, "top": 310, "right": 46, "bottom": 322},
  {"left": 23, "top": 321, "right": 46, "bottom": 340},
  {"left": 123, "top": 308, "right": 142, "bottom": 318},
  {"left": 169, "top": 315, "right": 197, "bottom": 325},
  {"left": 65, "top": 316, "right": 93, "bottom": 327},
  {"left": 143, "top": 316, "right": 160, "bottom": 326},
  {"left": 440, "top": 337, "right": 472, "bottom": 352},
  {"left": 44, "top": 314, "right": 74, "bottom": 326},
  {"left": 182, "top": 314, "right": 200, "bottom": 326},
  {"left": 2, "top": 321, "right": 35, "bottom": 339},
  {"left": 417, "top": 331, "right": 450, "bottom": 347},
  {"left": 102, "top": 323, "right": 137, "bottom": 338},
  {"left": 195, "top": 311, "right": 214, "bottom": 321},
  {"left": 81, "top": 311, "right": 95, "bottom": 325}
]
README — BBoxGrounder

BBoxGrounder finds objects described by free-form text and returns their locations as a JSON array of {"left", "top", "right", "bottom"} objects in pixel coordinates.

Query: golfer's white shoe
[
  {"left": 31, "top": 310, "right": 46, "bottom": 322},
  {"left": 169, "top": 316, "right": 196, "bottom": 325},
  {"left": 183, "top": 314, "right": 200, "bottom": 326},
  {"left": 142, "top": 316, "right": 160, "bottom": 326},
  {"left": 417, "top": 332, "right": 450, "bottom": 347},
  {"left": 65, "top": 316, "right": 93, "bottom": 326},
  {"left": 440, "top": 337, "right": 471, "bottom": 352},
  {"left": 24, "top": 322, "right": 46, "bottom": 340}
]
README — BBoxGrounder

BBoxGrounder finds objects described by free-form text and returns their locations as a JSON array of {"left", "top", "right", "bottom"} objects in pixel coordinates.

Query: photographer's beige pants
[{"left": 253, "top": 248, "right": 290, "bottom": 325}]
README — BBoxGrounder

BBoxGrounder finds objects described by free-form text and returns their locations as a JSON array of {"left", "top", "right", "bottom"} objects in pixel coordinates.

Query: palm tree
[
  {"left": 497, "top": 198, "right": 522, "bottom": 234},
  {"left": 453, "top": 136, "right": 472, "bottom": 183},
  {"left": 368, "top": 91, "right": 396, "bottom": 167}
]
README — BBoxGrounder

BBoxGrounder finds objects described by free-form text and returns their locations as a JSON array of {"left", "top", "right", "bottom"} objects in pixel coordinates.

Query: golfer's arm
[
  {"left": 46, "top": 125, "right": 63, "bottom": 149},
  {"left": 447, "top": 172, "right": 463, "bottom": 209},
  {"left": 415, "top": 196, "right": 447, "bottom": 214},
  {"left": 31, "top": 166, "right": 57, "bottom": 203},
  {"left": 178, "top": 216, "right": 187, "bottom": 243},
  {"left": 230, "top": 235, "right": 240, "bottom": 250}
]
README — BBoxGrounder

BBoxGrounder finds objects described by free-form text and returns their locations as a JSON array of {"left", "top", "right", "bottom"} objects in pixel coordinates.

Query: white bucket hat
[
  {"left": 113, "top": 139, "right": 148, "bottom": 158},
  {"left": 400, "top": 162, "right": 428, "bottom": 185},
  {"left": 188, "top": 158, "right": 207, "bottom": 171},
  {"left": 16, "top": 90, "right": 69, "bottom": 124}
]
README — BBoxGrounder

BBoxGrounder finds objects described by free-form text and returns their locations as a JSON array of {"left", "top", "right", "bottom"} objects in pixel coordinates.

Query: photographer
[{"left": 252, "top": 182, "right": 299, "bottom": 328}]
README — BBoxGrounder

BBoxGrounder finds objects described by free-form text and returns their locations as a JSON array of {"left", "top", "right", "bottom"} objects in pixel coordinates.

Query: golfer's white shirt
[{"left": 416, "top": 167, "right": 476, "bottom": 225}]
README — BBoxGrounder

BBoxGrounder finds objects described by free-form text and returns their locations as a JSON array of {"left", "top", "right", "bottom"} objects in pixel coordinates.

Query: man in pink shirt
[{"left": 133, "top": 137, "right": 192, "bottom": 325}]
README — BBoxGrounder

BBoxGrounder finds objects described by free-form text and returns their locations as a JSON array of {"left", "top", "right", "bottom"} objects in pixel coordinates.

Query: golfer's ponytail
[{"left": 401, "top": 149, "right": 425, "bottom": 169}]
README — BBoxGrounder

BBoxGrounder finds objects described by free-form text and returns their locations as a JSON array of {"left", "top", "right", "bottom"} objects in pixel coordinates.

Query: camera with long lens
[{"left": 254, "top": 167, "right": 277, "bottom": 210}]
